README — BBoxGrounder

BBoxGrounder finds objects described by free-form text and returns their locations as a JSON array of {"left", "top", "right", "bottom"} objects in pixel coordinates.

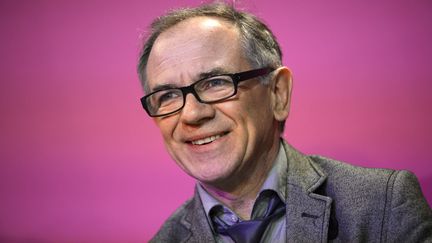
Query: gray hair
[{"left": 137, "top": 1, "right": 286, "bottom": 131}]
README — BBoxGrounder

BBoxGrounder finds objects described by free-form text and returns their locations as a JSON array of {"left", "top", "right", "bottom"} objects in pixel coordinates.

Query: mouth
[{"left": 189, "top": 132, "right": 228, "bottom": 145}]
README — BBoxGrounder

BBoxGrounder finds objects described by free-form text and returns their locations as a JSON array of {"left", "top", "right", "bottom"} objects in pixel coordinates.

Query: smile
[{"left": 191, "top": 133, "right": 226, "bottom": 145}]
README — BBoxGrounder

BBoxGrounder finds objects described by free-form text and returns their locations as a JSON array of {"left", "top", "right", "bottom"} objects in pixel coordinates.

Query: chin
[
  {"left": 179, "top": 155, "right": 239, "bottom": 185},
  {"left": 194, "top": 170, "right": 234, "bottom": 188},
  {"left": 194, "top": 172, "right": 224, "bottom": 184}
]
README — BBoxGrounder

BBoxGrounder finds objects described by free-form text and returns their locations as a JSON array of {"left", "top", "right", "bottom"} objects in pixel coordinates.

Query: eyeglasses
[{"left": 140, "top": 67, "right": 275, "bottom": 117}]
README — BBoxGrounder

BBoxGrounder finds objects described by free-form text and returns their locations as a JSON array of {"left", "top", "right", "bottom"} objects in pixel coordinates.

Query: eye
[
  {"left": 155, "top": 90, "right": 181, "bottom": 105},
  {"left": 199, "top": 76, "right": 233, "bottom": 91}
]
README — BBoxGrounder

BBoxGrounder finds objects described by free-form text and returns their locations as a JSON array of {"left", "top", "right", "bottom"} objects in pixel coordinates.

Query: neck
[{"left": 201, "top": 135, "right": 281, "bottom": 220}]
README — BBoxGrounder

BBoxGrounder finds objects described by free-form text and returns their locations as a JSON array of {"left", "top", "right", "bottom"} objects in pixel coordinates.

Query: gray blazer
[{"left": 150, "top": 142, "right": 432, "bottom": 242}]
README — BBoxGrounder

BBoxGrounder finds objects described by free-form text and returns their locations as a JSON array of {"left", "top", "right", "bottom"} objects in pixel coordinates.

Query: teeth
[{"left": 191, "top": 134, "right": 221, "bottom": 145}]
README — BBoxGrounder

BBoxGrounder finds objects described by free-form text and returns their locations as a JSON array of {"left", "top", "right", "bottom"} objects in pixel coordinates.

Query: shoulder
[
  {"left": 310, "top": 155, "right": 395, "bottom": 186},
  {"left": 309, "top": 155, "right": 410, "bottom": 204},
  {"left": 310, "top": 155, "right": 432, "bottom": 241},
  {"left": 309, "top": 155, "right": 428, "bottom": 199},
  {"left": 150, "top": 197, "right": 195, "bottom": 243}
]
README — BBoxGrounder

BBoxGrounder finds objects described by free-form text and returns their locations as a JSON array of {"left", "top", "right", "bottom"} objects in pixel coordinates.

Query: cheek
[
  {"left": 217, "top": 94, "right": 273, "bottom": 143},
  {"left": 155, "top": 118, "right": 183, "bottom": 163},
  {"left": 218, "top": 87, "right": 273, "bottom": 125},
  {"left": 248, "top": 98, "right": 276, "bottom": 140},
  {"left": 155, "top": 117, "right": 178, "bottom": 142},
  {"left": 244, "top": 88, "right": 273, "bottom": 119}
]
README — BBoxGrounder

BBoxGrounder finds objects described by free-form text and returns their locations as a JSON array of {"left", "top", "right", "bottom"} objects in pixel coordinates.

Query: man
[{"left": 138, "top": 2, "right": 432, "bottom": 242}]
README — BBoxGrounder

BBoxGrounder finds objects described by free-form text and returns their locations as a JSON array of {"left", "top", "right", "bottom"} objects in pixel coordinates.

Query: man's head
[
  {"left": 138, "top": 2, "right": 292, "bottom": 189},
  {"left": 138, "top": 3, "right": 282, "bottom": 91}
]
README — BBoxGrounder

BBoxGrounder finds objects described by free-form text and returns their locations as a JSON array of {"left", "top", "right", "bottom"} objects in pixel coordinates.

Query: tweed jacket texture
[{"left": 150, "top": 141, "right": 432, "bottom": 242}]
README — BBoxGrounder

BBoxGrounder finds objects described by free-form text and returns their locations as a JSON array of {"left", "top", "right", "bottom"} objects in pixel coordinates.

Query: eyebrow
[
  {"left": 151, "top": 83, "right": 177, "bottom": 92},
  {"left": 151, "top": 67, "right": 232, "bottom": 92},
  {"left": 197, "top": 67, "right": 230, "bottom": 80}
]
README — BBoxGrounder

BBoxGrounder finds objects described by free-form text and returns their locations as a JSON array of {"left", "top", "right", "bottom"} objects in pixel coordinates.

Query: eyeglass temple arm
[{"left": 234, "top": 67, "right": 274, "bottom": 82}]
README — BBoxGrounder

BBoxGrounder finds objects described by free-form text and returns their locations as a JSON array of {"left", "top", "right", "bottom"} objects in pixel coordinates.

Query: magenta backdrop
[{"left": 1, "top": 0, "right": 431, "bottom": 242}]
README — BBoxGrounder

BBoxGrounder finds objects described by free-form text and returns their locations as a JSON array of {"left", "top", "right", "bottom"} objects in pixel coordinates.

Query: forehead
[
  {"left": 146, "top": 17, "right": 248, "bottom": 90},
  {"left": 155, "top": 16, "right": 239, "bottom": 52}
]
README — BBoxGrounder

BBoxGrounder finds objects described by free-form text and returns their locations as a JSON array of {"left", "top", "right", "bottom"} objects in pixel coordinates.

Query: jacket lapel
[
  {"left": 283, "top": 142, "right": 332, "bottom": 243},
  {"left": 179, "top": 187, "right": 216, "bottom": 243}
]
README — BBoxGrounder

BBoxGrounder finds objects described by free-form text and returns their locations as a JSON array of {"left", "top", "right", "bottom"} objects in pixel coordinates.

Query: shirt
[{"left": 197, "top": 142, "right": 288, "bottom": 242}]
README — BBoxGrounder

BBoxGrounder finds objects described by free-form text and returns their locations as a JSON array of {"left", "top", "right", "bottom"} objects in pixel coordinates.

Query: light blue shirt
[{"left": 197, "top": 142, "right": 288, "bottom": 242}]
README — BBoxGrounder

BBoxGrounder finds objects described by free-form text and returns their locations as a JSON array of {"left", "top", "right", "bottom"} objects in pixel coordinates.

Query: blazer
[{"left": 150, "top": 141, "right": 432, "bottom": 242}]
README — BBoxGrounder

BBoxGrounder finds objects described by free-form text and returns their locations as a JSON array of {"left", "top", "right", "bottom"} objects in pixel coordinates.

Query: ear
[{"left": 270, "top": 67, "right": 293, "bottom": 122}]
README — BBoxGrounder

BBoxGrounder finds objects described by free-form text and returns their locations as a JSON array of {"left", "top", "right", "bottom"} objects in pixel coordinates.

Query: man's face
[{"left": 146, "top": 17, "right": 280, "bottom": 187}]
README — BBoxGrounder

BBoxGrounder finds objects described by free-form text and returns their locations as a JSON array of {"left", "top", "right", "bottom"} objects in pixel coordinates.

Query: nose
[{"left": 179, "top": 93, "right": 215, "bottom": 125}]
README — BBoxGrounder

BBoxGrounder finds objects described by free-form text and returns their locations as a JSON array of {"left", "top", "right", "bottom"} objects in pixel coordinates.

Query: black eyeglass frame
[{"left": 140, "top": 67, "right": 275, "bottom": 117}]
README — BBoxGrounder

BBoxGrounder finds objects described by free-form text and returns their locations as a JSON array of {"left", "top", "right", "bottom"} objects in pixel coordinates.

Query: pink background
[{"left": 1, "top": 0, "right": 431, "bottom": 242}]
